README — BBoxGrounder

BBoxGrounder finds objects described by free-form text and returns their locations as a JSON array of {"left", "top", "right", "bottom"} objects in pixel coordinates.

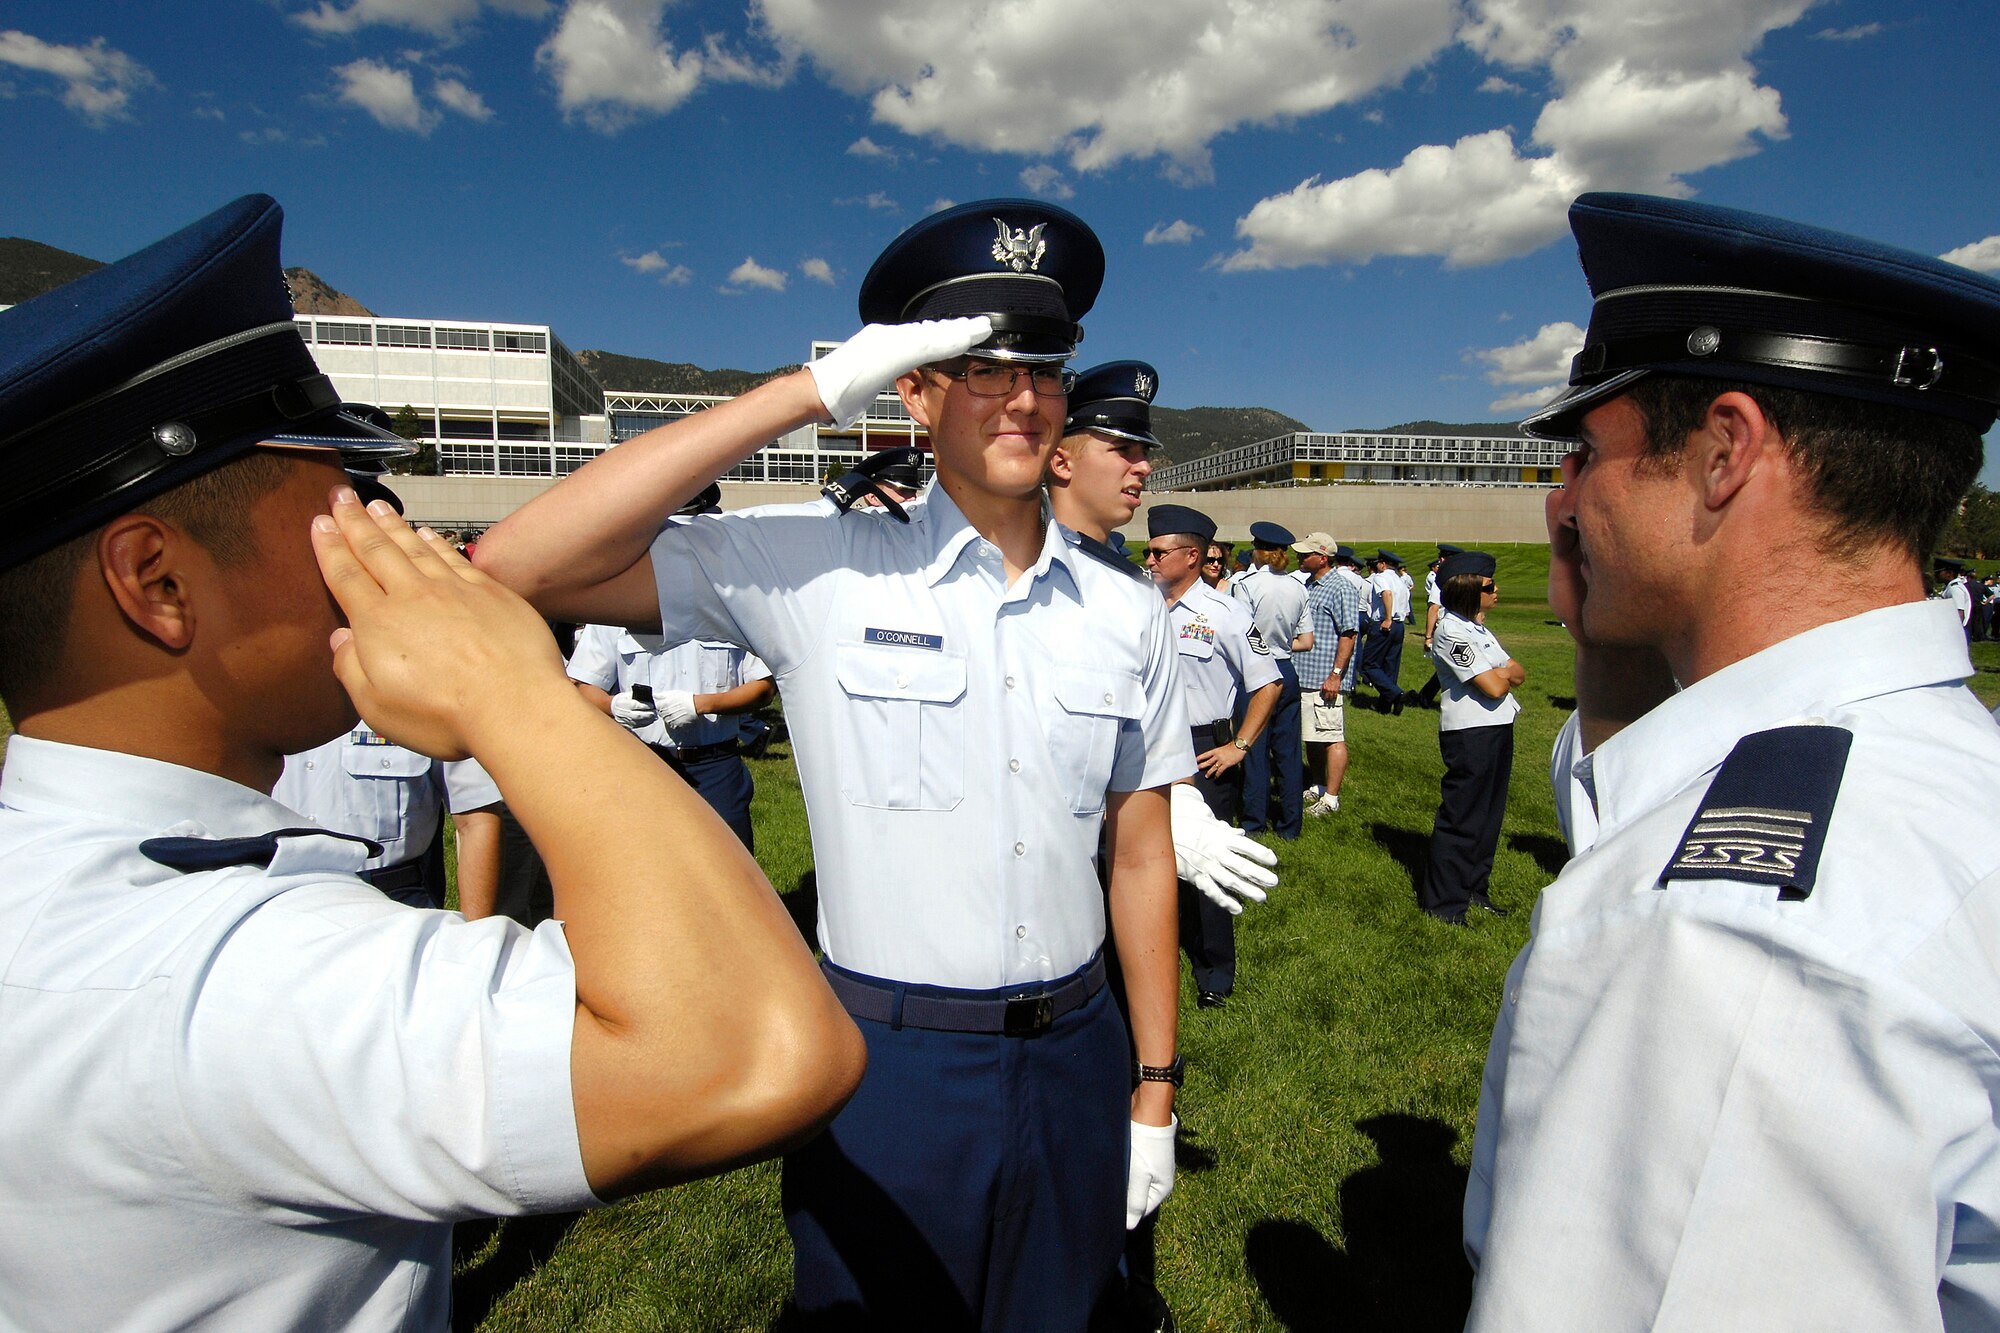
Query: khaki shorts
[{"left": 1303, "top": 691, "right": 1345, "bottom": 744}]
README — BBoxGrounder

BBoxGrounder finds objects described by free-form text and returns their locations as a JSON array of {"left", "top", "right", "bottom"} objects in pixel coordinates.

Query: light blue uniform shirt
[
  {"left": 272, "top": 729, "right": 501, "bottom": 870},
  {"left": 1231, "top": 564, "right": 1310, "bottom": 662},
  {"left": 649, "top": 484, "right": 1193, "bottom": 990},
  {"left": 1169, "top": 576, "right": 1281, "bottom": 728},
  {"left": 566, "top": 624, "right": 772, "bottom": 751}
]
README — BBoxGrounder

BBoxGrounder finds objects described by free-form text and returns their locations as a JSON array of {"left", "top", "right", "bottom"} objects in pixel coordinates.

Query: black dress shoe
[
  {"left": 1197, "top": 990, "right": 1228, "bottom": 1009},
  {"left": 1471, "top": 897, "right": 1511, "bottom": 918},
  {"left": 1423, "top": 909, "right": 1468, "bottom": 926},
  {"left": 1390, "top": 695, "right": 1405, "bottom": 715}
]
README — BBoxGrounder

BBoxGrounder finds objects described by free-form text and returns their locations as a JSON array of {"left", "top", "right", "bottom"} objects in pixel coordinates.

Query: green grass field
[{"left": 7, "top": 546, "right": 2000, "bottom": 1331}]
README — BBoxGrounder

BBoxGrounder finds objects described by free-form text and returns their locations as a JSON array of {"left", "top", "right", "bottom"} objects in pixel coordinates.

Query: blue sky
[{"left": 4, "top": 1, "right": 1998, "bottom": 472}]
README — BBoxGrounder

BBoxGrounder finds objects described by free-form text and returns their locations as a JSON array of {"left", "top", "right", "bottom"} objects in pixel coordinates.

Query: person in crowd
[
  {"left": 1418, "top": 551, "right": 1520, "bottom": 924},
  {"left": 1293, "top": 532, "right": 1360, "bottom": 817},
  {"left": 473, "top": 200, "right": 1191, "bottom": 1330},
  {"left": 1203, "top": 540, "right": 1234, "bottom": 592},
  {"left": 0, "top": 195, "right": 863, "bottom": 1328},
  {"left": 1230, "top": 522, "right": 1312, "bottom": 838},
  {"left": 1359, "top": 548, "right": 1408, "bottom": 712},
  {"left": 1410, "top": 543, "right": 1462, "bottom": 710},
  {"left": 1464, "top": 192, "right": 2000, "bottom": 1330}
]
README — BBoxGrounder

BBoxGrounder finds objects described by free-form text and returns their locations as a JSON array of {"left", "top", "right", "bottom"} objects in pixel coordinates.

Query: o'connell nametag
[{"left": 1660, "top": 724, "right": 1853, "bottom": 902}]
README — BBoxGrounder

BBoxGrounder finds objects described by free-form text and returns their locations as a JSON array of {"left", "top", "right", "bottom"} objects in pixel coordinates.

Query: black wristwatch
[{"left": 1132, "top": 1054, "right": 1186, "bottom": 1089}]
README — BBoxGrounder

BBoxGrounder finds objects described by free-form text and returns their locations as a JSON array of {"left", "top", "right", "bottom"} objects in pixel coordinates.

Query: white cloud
[
  {"left": 1144, "top": 219, "right": 1204, "bottom": 245},
  {"left": 1478, "top": 75, "right": 1523, "bottom": 93},
  {"left": 846, "top": 135, "right": 901, "bottom": 162},
  {"left": 800, "top": 257, "right": 835, "bottom": 284},
  {"left": 537, "top": 0, "right": 790, "bottom": 132},
  {"left": 622, "top": 250, "right": 669, "bottom": 272},
  {"left": 193, "top": 105, "right": 227, "bottom": 122},
  {"left": 1942, "top": 236, "right": 2000, "bottom": 274},
  {"left": 333, "top": 57, "right": 490, "bottom": 132},
  {"left": 432, "top": 76, "right": 492, "bottom": 120},
  {"left": 754, "top": 0, "right": 1459, "bottom": 183},
  {"left": 335, "top": 58, "right": 438, "bottom": 132},
  {"left": 1225, "top": 0, "right": 1811, "bottom": 271},
  {"left": 1812, "top": 22, "right": 1882, "bottom": 41},
  {"left": 1472, "top": 320, "right": 1583, "bottom": 412},
  {"left": 926, "top": 197, "right": 956, "bottom": 214},
  {"left": 290, "top": 0, "right": 549, "bottom": 39},
  {"left": 1019, "top": 164, "right": 1074, "bottom": 199},
  {"left": 835, "top": 191, "right": 899, "bottom": 211},
  {"left": 0, "top": 29, "right": 154, "bottom": 124},
  {"left": 726, "top": 256, "right": 787, "bottom": 292}
]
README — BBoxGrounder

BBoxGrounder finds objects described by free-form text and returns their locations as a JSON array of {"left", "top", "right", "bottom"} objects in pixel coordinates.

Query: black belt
[
  {"left": 821, "top": 955, "right": 1106, "bottom": 1037},
  {"left": 361, "top": 857, "right": 427, "bottom": 892},
  {"left": 648, "top": 739, "right": 740, "bottom": 765},
  {"left": 1192, "top": 719, "right": 1234, "bottom": 750}
]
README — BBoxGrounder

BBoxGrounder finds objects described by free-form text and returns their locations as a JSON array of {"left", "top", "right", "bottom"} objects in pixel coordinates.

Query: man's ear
[
  {"left": 97, "top": 515, "right": 197, "bottom": 650},
  {"left": 1693, "top": 391, "right": 1775, "bottom": 512},
  {"left": 895, "top": 369, "right": 935, "bottom": 430},
  {"left": 1047, "top": 437, "right": 1078, "bottom": 484}
]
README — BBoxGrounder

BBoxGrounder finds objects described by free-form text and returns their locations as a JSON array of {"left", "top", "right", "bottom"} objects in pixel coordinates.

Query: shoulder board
[
  {"left": 1659, "top": 724, "right": 1852, "bottom": 901},
  {"left": 1074, "top": 533, "right": 1148, "bottom": 581},
  {"left": 140, "top": 826, "right": 383, "bottom": 873}
]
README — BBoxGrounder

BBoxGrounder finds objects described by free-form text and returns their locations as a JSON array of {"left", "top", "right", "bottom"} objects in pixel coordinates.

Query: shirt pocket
[
  {"left": 1048, "top": 666, "right": 1145, "bottom": 815},
  {"left": 342, "top": 742, "right": 432, "bottom": 781},
  {"left": 832, "top": 644, "right": 968, "bottom": 810}
]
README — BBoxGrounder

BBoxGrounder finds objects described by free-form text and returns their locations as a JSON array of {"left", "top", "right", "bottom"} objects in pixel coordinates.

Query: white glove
[
  {"left": 1170, "top": 782, "right": 1277, "bottom": 914},
  {"left": 1126, "top": 1116, "right": 1178, "bottom": 1229},
  {"left": 609, "top": 690, "right": 658, "bottom": 730},
  {"left": 656, "top": 689, "right": 700, "bottom": 732},
  {"left": 807, "top": 317, "right": 994, "bottom": 428}
]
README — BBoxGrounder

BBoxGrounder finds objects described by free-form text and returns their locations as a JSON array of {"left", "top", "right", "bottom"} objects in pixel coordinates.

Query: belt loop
[{"left": 889, "top": 983, "right": 906, "bottom": 1031}]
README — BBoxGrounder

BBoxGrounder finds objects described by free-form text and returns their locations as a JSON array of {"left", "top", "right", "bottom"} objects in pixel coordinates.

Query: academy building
[{"left": 1149, "top": 428, "right": 1568, "bottom": 491}]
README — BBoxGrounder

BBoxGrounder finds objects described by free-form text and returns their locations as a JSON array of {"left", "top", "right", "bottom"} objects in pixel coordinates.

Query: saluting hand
[
  {"left": 312, "top": 486, "right": 573, "bottom": 761},
  {"left": 807, "top": 317, "right": 993, "bottom": 428}
]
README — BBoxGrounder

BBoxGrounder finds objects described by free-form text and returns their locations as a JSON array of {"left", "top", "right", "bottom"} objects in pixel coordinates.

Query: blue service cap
[
  {"left": 1334, "top": 543, "right": 1360, "bottom": 564},
  {"left": 858, "top": 199, "right": 1104, "bottom": 364},
  {"left": 1064, "top": 360, "right": 1159, "bottom": 447},
  {"left": 1249, "top": 521, "right": 1295, "bottom": 548},
  {"left": 1437, "top": 542, "right": 1464, "bottom": 556},
  {"left": 0, "top": 194, "right": 410, "bottom": 571},
  {"left": 1375, "top": 548, "right": 1402, "bottom": 565},
  {"left": 1147, "top": 503, "right": 1216, "bottom": 544},
  {"left": 1524, "top": 193, "right": 2000, "bottom": 439},
  {"left": 1438, "top": 550, "right": 1496, "bottom": 582}
]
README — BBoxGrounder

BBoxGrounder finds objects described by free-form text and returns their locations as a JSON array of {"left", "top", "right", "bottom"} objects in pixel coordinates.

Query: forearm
[
  {"left": 1329, "top": 631, "right": 1356, "bottom": 684},
  {"left": 450, "top": 807, "right": 501, "bottom": 919},
  {"left": 575, "top": 681, "right": 614, "bottom": 716},
  {"left": 695, "top": 679, "right": 776, "bottom": 716},
  {"left": 1106, "top": 788, "right": 1179, "bottom": 1127},
  {"left": 474, "top": 370, "right": 827, "bottom": 608},
  {"left": 1237, "top": 681, "right": 1280, "bottom": 744}
]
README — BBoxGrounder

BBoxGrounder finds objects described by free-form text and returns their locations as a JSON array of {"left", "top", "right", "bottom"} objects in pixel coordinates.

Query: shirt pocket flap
[
  {"left": 1052, "top": 669, "right": 1144, "bottom": 721},
  {"left": 342, "top": 743, "right": 433, "bottom": 779},
  {"left": 1176, "top": 635, "right": 1216, "bottom": 662},
  {"left": 834, "top": 644, "right": 968, "bottom": 704}
]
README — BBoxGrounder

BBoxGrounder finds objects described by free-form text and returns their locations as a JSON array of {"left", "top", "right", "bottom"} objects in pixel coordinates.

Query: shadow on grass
[
  {"left": 782, "top": 871, "right": 819, "bottom": 944},
  {"left": 1506, "top": 831, "right": 1569, "bottom": 877},
  {"left": 1546, "top": 693, "right": 1577, "bottom": 710},
  {"left": 1367, "top": 822, "right": 1430, "bottom": 894},
  {"left": 1244, "top": 1114, "right": 1471, "bottom": 1332},
  {"left": 453, "top": 1211, "right": 584, "bottom": 1331}
]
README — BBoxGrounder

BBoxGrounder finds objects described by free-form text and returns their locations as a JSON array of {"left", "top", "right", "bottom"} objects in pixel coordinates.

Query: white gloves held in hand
[
  {"left": 1126, "top": 1116, "right": 1179, "bottom": 1229},
  {"left": 1170, "top": 782, "right": 1278, "bottom": 915},
  {"left": 656, "top": 689, "right": 699, "bottom": 732},
  {"left": 807, "top": 317, "right": 995, "bottom": 428},
  {"left": 609, "top": 690, "right": 657, "bottom": 730}
]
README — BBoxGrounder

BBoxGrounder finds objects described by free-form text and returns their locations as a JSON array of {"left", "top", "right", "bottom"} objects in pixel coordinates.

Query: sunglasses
[{"left": 1144, "top": 544, "right": 1195, "bottom": 562}]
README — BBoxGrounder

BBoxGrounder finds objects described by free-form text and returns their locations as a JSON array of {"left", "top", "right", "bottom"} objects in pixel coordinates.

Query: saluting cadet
[
  {"left": 567, "top": 488, "right": 776, "bottom": 851},
  {"left": 1465, "top": 193, "right": 2000, "bottom": 1330},
  {"left": 1419, "top": 551, "right": 1520, "bottom": 925},
  {"left": 1230, "top": 521, "right": 1312, "bottom": 838},
  {"left": 0, "top": 196, "right": 861, "bottom": 1329},
  {"left": 1145, "top": 505, "right": 1283, "bottom": 1011},
  {"left": 476, "top": 200, "right": 1192, "bottom": 1329},
  {"left": 1292, "top": 532, "right": 1360, "bottom": 817}
]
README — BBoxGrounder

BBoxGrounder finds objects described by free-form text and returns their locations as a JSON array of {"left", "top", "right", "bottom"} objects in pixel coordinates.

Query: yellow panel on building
[{"left": 1292, "top": 462, "right": 1313, "bottom": 480}]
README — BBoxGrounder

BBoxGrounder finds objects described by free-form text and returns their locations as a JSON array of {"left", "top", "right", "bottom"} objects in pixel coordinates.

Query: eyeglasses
[
  {"left": 1481, "top": 582, "right": 1499, "bottom": 594},
  {"left": 1202, "top": 557, "right": 1223, "bottom": 565},
  {"left": 1144, "top": 544, "right": 1195, "bottom": 563},
  {"left": 934, "top": 362, "right": 1077, "bottom": 398}
]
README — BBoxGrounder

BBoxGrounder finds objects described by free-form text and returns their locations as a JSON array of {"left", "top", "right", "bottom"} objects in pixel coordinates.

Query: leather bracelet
[{"left": 1133, "top": 1054, "right": 1186, "bottom": 1088}]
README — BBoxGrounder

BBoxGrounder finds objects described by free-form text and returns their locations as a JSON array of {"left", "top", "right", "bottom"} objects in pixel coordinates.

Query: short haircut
[
  {"left": 0, "top": 450, "right": 294, "bottom": 705},
  {"left": 1441, "top": 571, "right": 1488, "bottom": 620},
  {"left": 1627, "top": 375, "right": 1983, "bottom": 562}
]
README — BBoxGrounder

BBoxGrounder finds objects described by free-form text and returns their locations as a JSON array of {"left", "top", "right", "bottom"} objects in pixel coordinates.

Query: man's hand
[
  {"left": 610, "top": 690, "right": 659, "bottom": 730},
  {"left": 1197, "top": 741, "right": 1247, "bottom": 778},
  {"left": 1170, "top": 783, "right": 1277, "bottom": 915},
  {"left": 656, "top": 689, "right": 700, "bottom": 731},
  {"left": 1126, "top": 1117, "right": 1178, "bottom": 1229},
  {"left": 807, "top": 318, "right": 993, "bottom": 428},
  {"left": 313, "top": 489, "right": 572, "bottom": 760},
  {"left": 1547, "top": 467, "right": 1586, "bottom": 632}
]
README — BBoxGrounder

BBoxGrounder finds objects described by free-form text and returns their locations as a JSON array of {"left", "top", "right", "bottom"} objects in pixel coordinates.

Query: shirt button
[
  {"left": 381, "top": 759, "right": 392, "bottom": 769},
  {"left": 1008, "top": 759, "right": 1021, "bottom": 773},
  {"left": 894, "top": 673, "right": 909, "bottom": 689},
  {"left": 1015, "top": 925, "right": 1027, "bottom": 939},
  {"left": 1102, "top": 691, "right": 1114, "bottom": 704},
  {"left": 1005, "top": 675, "right": 1016, "bottom": 690},
  {"left": 1013, "top": 841, "right": 1026, "bottom": 857}
]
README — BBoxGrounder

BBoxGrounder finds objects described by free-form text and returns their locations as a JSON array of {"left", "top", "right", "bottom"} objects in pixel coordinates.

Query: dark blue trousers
[
  {"left": 1360, "top": 620, "right": 1406, "bottom": 702},
  {"left": 661, "top": 750, "right": 756, "bottom": 851},
  {"left": 1239, "top": 658, "right": 1302, "bottom": 839},
  {"left": 782, "top": 963, "right": 1129, "bottom": 1331}
]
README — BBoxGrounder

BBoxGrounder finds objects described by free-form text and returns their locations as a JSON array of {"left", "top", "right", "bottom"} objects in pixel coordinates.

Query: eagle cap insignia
[
  {"left": 1134, "top": 371, "right": 1154, "bottom": 400},
  {"left": 992, "top": 219, "right": 1048, "bottom": 273}
]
